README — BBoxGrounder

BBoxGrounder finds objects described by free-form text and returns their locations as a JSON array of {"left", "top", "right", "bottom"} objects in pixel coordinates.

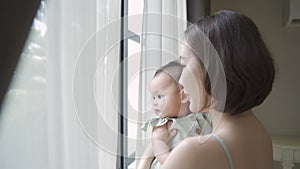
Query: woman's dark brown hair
[{"left": 184, "top": 10, "right": 276, "bottom": 115}]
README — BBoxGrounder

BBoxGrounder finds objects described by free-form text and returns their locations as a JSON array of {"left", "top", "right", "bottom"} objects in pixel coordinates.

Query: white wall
[{"left": 211, "top": 0, "right": 300, "bottom": 136}]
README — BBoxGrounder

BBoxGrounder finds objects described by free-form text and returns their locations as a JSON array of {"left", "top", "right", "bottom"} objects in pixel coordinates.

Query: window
[
  {"left": 118, "top": 0, "right": 187, "bottom": 168},
  {"left": 117, "top": 0, "right": 144, "bottom": 168},
  {"left": 0, "top": 1, "right": 186, "bottom": 169}
]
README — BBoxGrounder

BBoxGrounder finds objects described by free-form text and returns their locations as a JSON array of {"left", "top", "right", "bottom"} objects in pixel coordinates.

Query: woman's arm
[
  {"left": 137, "top": 144, "right": 154, "bottom": 169},
  {"left": 161, "top": 136, "right": 213, "bottom": 169},
  {"left": 161, "top": 139, "right": 197, "bottom": 169}
]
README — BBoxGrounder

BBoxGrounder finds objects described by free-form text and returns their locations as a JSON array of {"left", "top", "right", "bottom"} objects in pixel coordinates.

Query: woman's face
[{"left": 179, "top": 44, "right": 205, "bottom": 113}]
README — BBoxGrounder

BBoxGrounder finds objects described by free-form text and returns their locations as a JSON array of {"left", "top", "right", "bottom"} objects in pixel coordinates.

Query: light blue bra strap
[{"left": 211, "top": 134, "right": 235, "bottom": 169}]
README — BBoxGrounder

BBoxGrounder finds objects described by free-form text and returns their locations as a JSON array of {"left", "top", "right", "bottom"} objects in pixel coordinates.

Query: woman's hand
[{"left": 152, "top": 121, "right": 177, "bottom": 164}]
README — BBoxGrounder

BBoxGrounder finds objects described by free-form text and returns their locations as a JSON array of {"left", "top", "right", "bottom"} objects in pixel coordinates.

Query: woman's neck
[
  {"left": 210, "top": 109, "right": 254, "bottom": 133},
  {"left": 177, "top": 107, "right": 192, "bottom": 118}
]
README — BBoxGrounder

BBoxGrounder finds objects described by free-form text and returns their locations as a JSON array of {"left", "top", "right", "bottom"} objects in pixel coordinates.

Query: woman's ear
[{"left": 180, "top": 89, "right": 189, "bottom": 103}]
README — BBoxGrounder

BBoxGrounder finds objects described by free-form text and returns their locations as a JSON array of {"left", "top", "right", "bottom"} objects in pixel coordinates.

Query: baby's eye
[{"left": 157, "top": 95, "right": 164, "bottom": 99}]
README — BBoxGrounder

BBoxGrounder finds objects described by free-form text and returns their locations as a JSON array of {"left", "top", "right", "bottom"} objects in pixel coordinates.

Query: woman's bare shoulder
[{"left": 162, "top": 135, "right": 219, "bottom": 169}]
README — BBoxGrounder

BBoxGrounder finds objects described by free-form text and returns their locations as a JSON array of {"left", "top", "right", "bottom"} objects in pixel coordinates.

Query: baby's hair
[{"left": 153, "top": 60, "right": 184, "bottom": 85}]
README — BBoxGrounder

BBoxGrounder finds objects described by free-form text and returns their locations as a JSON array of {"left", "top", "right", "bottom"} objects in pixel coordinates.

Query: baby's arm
[
  {"left": 152, "top": 122, "right": 177, "bottom": 164},
  {"left": 137, "top": 143, "right": 154, "bottom": 169}
]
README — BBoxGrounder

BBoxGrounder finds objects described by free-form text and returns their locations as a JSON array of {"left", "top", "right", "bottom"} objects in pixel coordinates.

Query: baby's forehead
[
  {"left": 150, "top": 72, "right": 181, "bottom": 91},
  {"left": 154, "top": 71, "right": 176, "bottom": 84}
]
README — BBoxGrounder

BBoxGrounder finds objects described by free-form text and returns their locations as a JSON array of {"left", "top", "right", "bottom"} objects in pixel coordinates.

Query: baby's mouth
[
  {"left": 157, "top": 112, "right": 166, "bottom": 118},
  {"left": 154, "top": 110, "right": 163, "bottom": 116}
]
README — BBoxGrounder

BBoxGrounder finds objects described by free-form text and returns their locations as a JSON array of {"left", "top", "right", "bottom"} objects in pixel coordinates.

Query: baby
[{"left": 138, "top": 60, "right": 212, "bottom": 169}]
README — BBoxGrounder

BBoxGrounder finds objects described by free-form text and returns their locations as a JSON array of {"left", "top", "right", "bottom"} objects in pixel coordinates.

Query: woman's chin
[{"left": 189, "top": 103, "right": 199, "bottom": 113}]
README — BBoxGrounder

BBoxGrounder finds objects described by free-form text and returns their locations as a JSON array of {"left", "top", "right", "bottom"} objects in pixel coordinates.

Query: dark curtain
[{"left": 0, "top": 0, "right": 41, "bottom": 110}]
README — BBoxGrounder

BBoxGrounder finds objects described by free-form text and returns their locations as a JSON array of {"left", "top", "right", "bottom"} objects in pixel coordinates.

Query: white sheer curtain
[
  {"left": 133, "top": 0, "right": 187, "bottom": 167},
  {"left": 46, "top": 0, "right": 120, "bottom": 169},
  {"left": 0, "top": 0, "right": 121, "bottom": 169}
]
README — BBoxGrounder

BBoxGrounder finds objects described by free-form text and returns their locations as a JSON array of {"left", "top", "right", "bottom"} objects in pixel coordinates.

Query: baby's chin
[
  {"left": 154, "top": 111, "right": 164, "bottom": 117},
  {"left": 156, "top": 112, "right": 179, "bottom": 118},
  {"left": 159, "top": 114, "right": 167, "bottom": 118},
  {"left": 155, "top": 111, "right": 167, "bottom": 118}
]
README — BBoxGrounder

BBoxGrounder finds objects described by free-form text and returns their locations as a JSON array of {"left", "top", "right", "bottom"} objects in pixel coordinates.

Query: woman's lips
[{"left": 185, "top": 93, "right": 190, "bottom": 100}]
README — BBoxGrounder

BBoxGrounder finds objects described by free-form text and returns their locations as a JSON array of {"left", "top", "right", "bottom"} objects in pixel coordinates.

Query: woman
[{"left": 159, "top": 10, "right": 275, "bottom": 169}]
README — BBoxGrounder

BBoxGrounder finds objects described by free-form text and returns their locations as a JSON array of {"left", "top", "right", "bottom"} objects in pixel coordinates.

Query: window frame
[{"left": 116, "top": 0, "right": 141, "bottom": 168}]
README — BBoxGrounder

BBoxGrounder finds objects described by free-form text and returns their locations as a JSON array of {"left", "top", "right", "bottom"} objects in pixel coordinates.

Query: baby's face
[{"left": 150, "top": 72, "right": 182, "bottom": 118}]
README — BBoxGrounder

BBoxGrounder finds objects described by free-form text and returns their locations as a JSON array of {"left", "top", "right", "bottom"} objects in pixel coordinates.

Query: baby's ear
[{"left": 180, "top": 89, "right": 189, "bottom": 103}]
